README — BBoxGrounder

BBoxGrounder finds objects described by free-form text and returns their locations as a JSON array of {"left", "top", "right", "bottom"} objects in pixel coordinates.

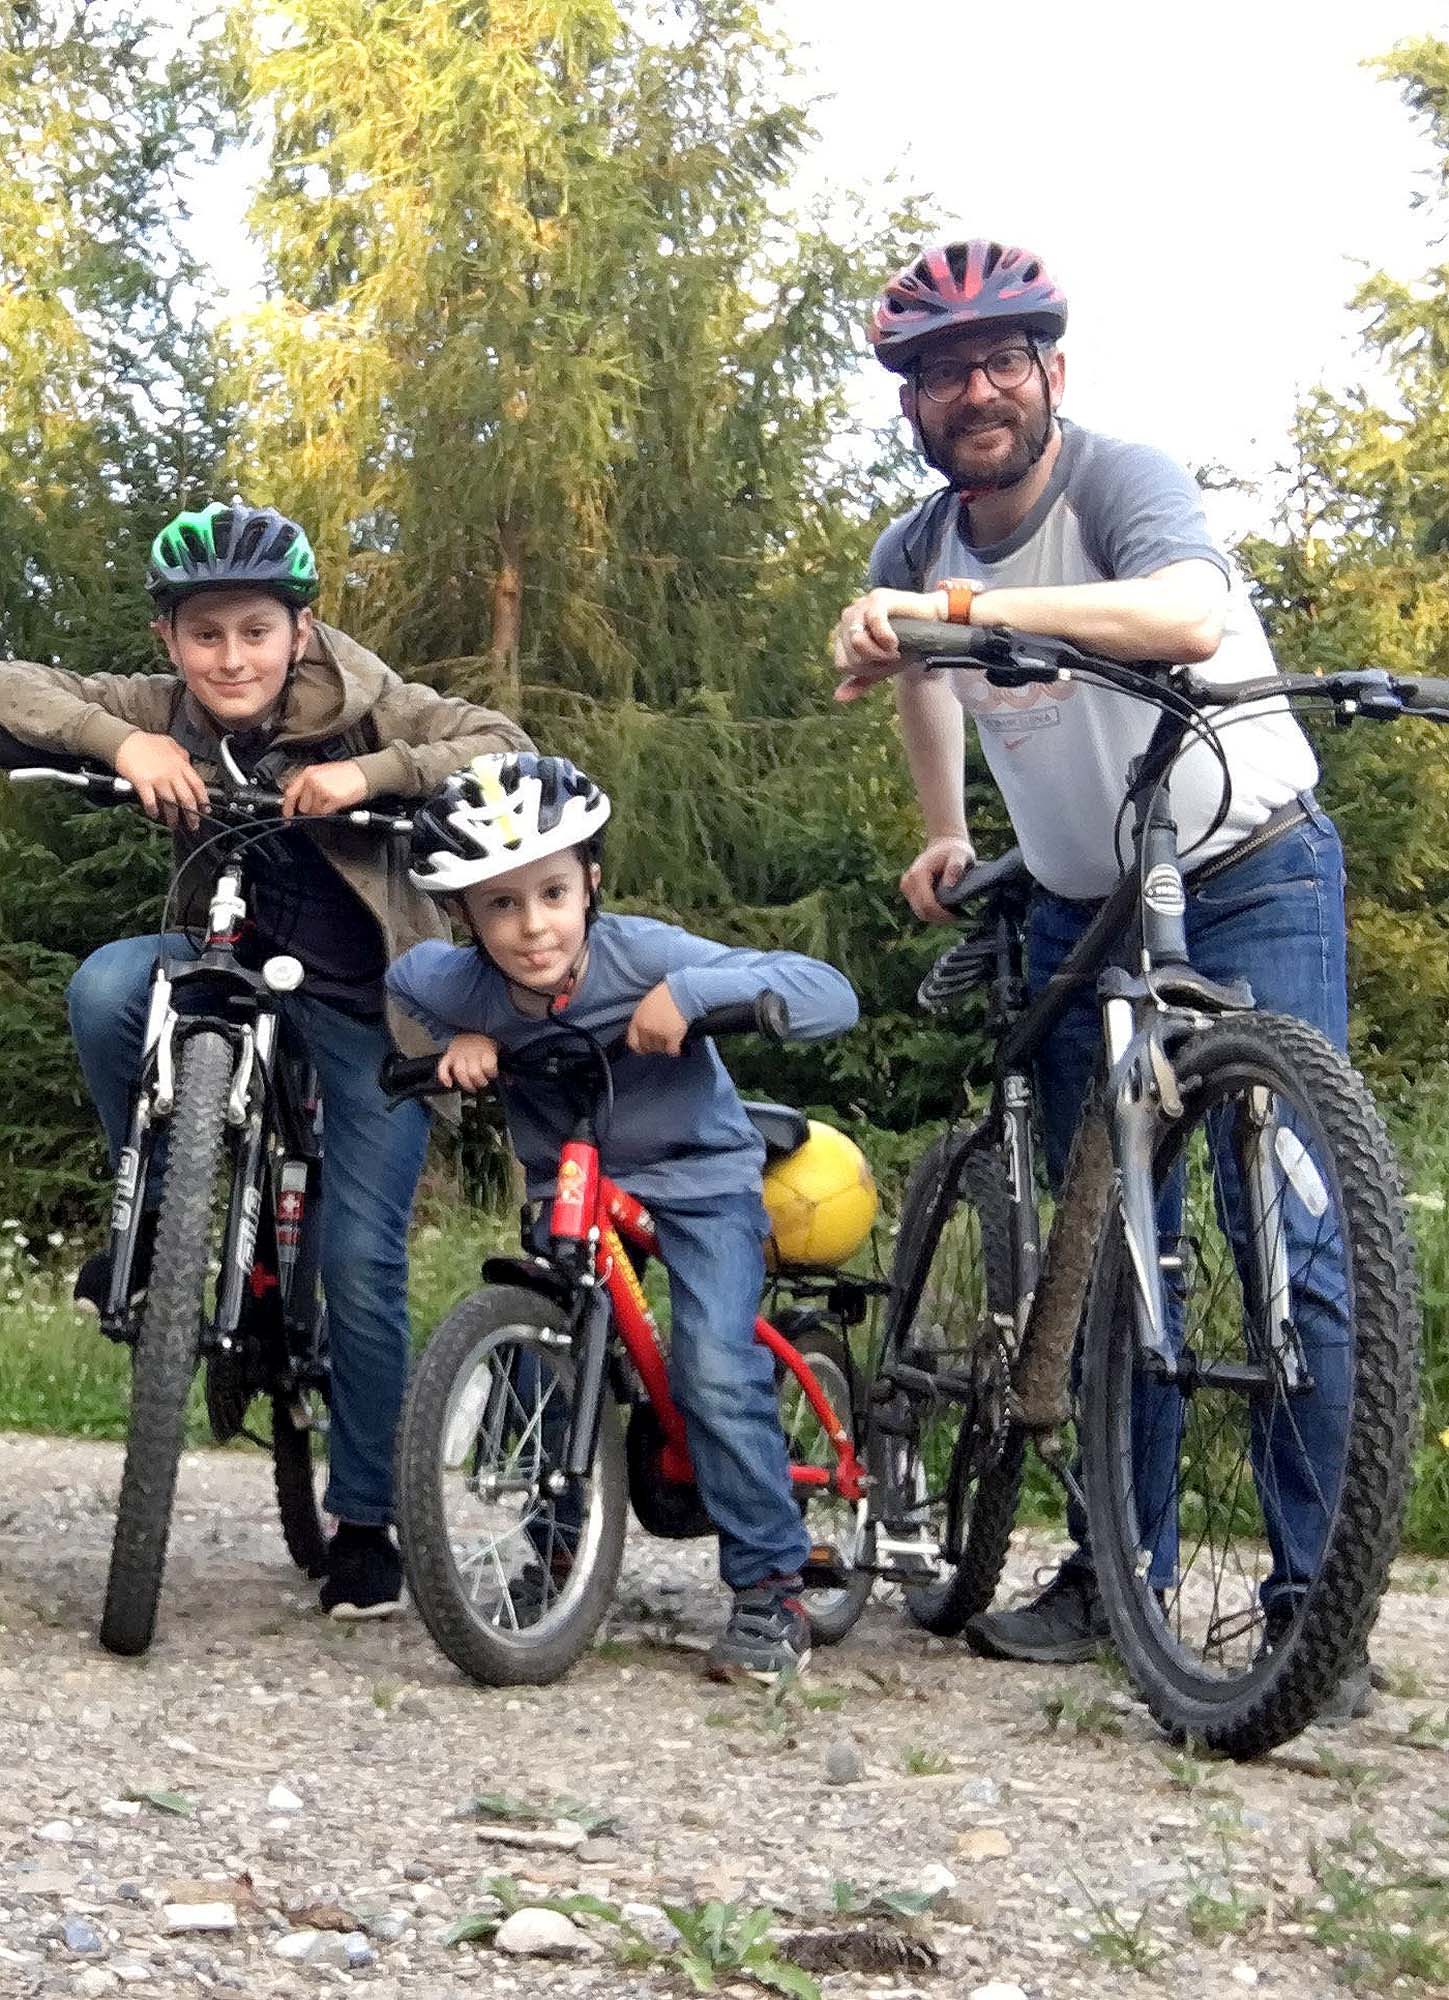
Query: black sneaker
[
  {"left": 73, "top": 1215, "right": 158, "bottom": 1317},
  {"left": 705, "top": 1577, "right": 811, "bottom": 1683},
  {"left": 507, "top": 1557, "right": 574, "bottom": 1628},
  {"left": 964, "top": 1564, "right": 1110, "bottom": 1664},
  {"left": 1260, "top": 1597, "right": 1374, "bottom": 1726},
  {"left": 318, "top": 1524, "right": 404, "bottom": 1621}
]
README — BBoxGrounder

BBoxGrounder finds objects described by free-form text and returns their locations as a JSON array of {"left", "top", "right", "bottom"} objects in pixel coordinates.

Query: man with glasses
[{"left": 833, "top": 238, "right": 1368, "bottom": 1721}]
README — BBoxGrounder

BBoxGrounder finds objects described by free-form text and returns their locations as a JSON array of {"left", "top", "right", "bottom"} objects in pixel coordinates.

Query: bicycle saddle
[{"left": 741, "top": 1101, "right": 809, "bottom": 1159}]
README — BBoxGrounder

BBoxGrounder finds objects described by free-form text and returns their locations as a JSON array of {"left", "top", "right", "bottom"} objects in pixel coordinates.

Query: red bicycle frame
[{"left": 548, "top": 1137, "right": 865, "bottom": 1505}]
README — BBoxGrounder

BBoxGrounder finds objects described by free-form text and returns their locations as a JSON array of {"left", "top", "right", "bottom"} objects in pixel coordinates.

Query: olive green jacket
[{"left": 0, "top": 623, "right": 532, "bottom": 1063}]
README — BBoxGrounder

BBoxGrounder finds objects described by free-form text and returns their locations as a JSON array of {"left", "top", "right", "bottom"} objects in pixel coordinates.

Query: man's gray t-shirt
[{"left": 869, "top": 420, "right": 1317, "bottom": 898}]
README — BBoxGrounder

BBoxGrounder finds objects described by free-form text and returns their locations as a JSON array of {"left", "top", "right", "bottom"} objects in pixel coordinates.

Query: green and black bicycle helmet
[{"left": 146, "top": 500, "right": 320, "bottom": 612}]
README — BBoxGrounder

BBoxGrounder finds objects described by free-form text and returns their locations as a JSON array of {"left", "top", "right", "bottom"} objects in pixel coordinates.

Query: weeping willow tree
[{"left": 226, "top": 0, "right": 968, "bottom": 1132}]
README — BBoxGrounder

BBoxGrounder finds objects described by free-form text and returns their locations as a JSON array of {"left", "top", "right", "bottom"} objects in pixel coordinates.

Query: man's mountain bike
[
  {"left": 9, "top": 756, "right": 413, "bottom": 1656},
  {"left": 861, "top": 621, "right": 1445, "bottom": 1757}
]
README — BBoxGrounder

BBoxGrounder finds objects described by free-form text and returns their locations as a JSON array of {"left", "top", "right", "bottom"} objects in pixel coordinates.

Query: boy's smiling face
[
  {"left": 460, "top": 847, "right": 601, "bottom": 994},
  {"left": 153, "top": 588, "right": 311, "bottom": 727}
]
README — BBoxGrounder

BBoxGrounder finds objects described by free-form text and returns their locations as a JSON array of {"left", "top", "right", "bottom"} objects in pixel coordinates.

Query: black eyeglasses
[{"left": 916, "top": 344, "right": 1037, "bottom": 403}]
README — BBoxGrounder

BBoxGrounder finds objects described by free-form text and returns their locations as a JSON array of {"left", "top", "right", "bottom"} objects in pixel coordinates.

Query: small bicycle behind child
[{"left": 382, "top": 996, "right": 883, "bottom": 1687}]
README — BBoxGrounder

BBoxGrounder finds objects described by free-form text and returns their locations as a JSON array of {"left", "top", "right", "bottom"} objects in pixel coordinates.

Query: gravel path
[{"left": 2, "top": 1431, "right": 1447, "bottom": 1999}]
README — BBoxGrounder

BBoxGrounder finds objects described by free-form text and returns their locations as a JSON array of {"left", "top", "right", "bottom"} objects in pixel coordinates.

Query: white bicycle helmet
[{"left": 409, "top": 753, "right": 611, "bottom": 894}]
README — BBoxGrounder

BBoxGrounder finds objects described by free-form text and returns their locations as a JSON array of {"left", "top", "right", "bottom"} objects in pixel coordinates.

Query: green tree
[
  {"left": 0, "top": 2, "right": 233, "bottom": 1231},
  {"left": 1240, "top": 34, "right": 1449, "bottom": 1095},
  {"left": 229, "top": 0, "right": 964, "bottom": 1134}
]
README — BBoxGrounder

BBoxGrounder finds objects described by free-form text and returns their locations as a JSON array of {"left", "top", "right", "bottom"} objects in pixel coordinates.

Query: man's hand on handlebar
[
  {"left": 114, "top": 731, "right": 209, "bottom": 830},
  {"left": 281, "top": 760, "right": 369, "bottom": 819},
  {"left": 626, "top": 982, "right": 691, "bottom": 1057},
  {"left": 437, "top": 1031, "right": 501, "bottom": 1093},
  {"left": 832, "top": 587, "right": 943, "bottom": 703},
  {"left": 901, "top": 833, "right": 977, "bottom": 925}
]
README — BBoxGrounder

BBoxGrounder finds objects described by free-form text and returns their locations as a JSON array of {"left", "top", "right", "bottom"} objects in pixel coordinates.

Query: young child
[
  {"left": 0, "top": 500, "right": 532, "bottom": 1619},
  {"left": 389, "top": 753, "right": 860, "bottom": 1679}
]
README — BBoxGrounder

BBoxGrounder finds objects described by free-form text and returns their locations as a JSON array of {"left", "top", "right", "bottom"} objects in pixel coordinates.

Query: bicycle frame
[
  {"left": 542, "top": 1135, "right": 866, "bottom": 1506},
  {"left": 889, "top": 690, "right": 1283, "bottom": 1444}
]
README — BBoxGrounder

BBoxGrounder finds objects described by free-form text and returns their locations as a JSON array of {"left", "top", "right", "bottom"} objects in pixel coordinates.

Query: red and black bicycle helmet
[{"left": 867, "top": 239, "right": 1068, "bottom": 373}]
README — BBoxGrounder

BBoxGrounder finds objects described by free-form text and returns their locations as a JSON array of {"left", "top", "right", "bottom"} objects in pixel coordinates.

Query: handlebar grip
[
  {"left": 1397, "top": 676, "right": 1449, "bottom": 715},
  {"left": 379, "top": 1051, "right": 446, "bottom": 1099},
  {"left": 683, "top": 990, "right": 789, "bottom": 1045},
  {"left": 887, "top": 616, "right": 996, "bottom": 661}
]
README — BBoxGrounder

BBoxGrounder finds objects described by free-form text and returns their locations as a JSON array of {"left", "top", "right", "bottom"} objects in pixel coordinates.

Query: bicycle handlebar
[
  {"left": 379, "top": 990, "right": 789, "bottom": 1104},
  {"left": 7, "top": 762, "right": 415, "bottom": 834},
  {"left": 886, "top": 617, "right": 1449, "bottom": 724}
]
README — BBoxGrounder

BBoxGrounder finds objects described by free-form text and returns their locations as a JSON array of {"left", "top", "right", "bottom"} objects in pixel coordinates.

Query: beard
[{"left": 918, "top": 393, "right": 1055, "bottom": 495}]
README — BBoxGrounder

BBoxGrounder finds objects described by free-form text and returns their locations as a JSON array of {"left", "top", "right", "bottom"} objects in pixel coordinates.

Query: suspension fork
[
  {"left": 215, "top": 1011, "right": 280, "bottom": 1339},
  {"left": 101, "top": 969, "right": 178, "bottom": 1334},
  {"left": 1233, "top": 1084, "right": 1305, "bottom": 1391}
]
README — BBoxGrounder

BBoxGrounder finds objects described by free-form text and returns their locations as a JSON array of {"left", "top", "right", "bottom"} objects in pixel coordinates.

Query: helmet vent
[
  {"left": 235, "top": 516, "right": 267, "bottom": 565},
  {"left": 944, "top": 243, "right": 970, "bottom": 286}
]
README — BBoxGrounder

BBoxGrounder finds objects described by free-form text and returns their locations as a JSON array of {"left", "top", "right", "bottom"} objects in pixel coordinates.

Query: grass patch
[
  {"left": 1299, "top": 1826, "right": 1449, "bottom": 1990},
  {"left": 1040, "top": 1690, "right": 1124, "bottom": 1741},
  {"left": 0, "top": 1208, "right": 510, "bottom": 1441}
]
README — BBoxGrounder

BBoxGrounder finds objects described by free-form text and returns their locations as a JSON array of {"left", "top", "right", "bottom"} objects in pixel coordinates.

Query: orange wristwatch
[{"left": 940, "top": 578, "right": 976, "bottom": 624}]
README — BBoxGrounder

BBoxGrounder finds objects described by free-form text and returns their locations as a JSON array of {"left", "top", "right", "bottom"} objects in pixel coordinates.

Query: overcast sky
[
  {"left": 185, "top": 1, "right": 1449, "bottom": 537},
  {"left": 775, "top": 0, "right": 1448, "bottom": 534}
]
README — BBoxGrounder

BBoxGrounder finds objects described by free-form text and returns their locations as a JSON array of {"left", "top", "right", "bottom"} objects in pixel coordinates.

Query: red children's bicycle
[{"left": 382, "top": 995, "right": 880, "bottom": 1686}]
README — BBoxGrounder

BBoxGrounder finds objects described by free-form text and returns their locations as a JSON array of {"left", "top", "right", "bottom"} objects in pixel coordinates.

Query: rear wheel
[
  {"left": 100, "top": 1029, "right": 234, "bottom": 1657},
  {"left": 1082, "top": 1015, "right": 1417, "bottom": 1758},
  {"left": 396, "top": 1287, "right": 627, "bottom": 1686},
  {"left": 776, "top": 1322, "right": 873, "bottom": 1645},
  {"left": 874, "top": 1129, "right": 1022, "bottom": 1636}
]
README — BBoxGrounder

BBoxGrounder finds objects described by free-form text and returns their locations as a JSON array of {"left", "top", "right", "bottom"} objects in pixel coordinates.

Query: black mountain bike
[
  {"left": 862, "top": 621, "right": 1445, "bottom": 1757},
  {"left": 9, "top": 753, "right": 413, "bottom": 1656}
]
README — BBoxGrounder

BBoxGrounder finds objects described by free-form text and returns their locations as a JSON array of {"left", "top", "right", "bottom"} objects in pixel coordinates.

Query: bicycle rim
[
  {"left": 777, "top": 1325, "right": 872, "bottom": 1642},
  {"left": 880, "top": 1132, "right": 1020, "bottom": 1630}
]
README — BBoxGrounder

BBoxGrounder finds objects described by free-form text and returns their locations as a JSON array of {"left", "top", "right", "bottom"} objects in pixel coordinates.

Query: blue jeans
[
  {"left": 651, "top": 1192, "right": 812, "bottom": 1592},
  {"left": 67, "top": 934, "right": 430, "bottom": 1527},
  {"left": 1027, "top": 805, "right": 1351, "bottom": 1606}
]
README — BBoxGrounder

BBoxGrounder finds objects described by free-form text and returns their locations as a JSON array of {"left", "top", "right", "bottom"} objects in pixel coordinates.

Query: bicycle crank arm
[{"left": 875, "top": 1357, "right": 977, "bottom": 1403}]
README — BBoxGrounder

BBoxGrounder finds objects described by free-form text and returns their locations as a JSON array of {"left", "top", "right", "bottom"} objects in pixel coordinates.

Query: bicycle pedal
[{"left": 801, "top": 1544, "right": 852, "bottom": 1592}]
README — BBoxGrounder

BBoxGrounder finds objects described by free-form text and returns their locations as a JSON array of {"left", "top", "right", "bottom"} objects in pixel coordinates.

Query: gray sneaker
[
  {"left": 705, "top": 1579, "right": 811, "bottom": 1683},
  {"left": 964, "top": 1565, "right": 1110, "bottom": 1664}
]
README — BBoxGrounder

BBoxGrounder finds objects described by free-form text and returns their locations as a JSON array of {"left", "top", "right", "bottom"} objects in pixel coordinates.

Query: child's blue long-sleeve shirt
[{"left": 386, "top": 913, "right": 859, "bottom": 1207}]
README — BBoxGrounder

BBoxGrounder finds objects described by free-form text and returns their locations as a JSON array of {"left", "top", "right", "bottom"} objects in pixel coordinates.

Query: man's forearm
[
  {"left": 896, "top": 668, "right": 969, "bottom": 837},
  {"left": 968, "top": 566, "right": 1226, "bottom": 663}
]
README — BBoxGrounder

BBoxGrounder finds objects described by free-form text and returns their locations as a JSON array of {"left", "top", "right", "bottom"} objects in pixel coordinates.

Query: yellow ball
[{"left": 762, "top": 1120, "right": 878, "bottom": 1270}]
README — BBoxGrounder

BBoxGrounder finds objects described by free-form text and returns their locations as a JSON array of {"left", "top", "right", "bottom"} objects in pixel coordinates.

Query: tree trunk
[{"left": 489, "top": 516, "right": 525, "bottom": 717}]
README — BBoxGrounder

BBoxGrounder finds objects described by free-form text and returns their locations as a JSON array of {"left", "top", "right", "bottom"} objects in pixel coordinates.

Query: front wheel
[
  {"left": 1081, "top": 1014, "right": 1418, "bottom": 1758},
  {"left": 100, "top": 1029, "right": 234, "bottom": 1657},
  {"left": 395, "top": 1287, "right": 627, "bottom": 1686},
  {"left": 873, "top": 1129, "right": 1022, "bottom": 1636}
]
